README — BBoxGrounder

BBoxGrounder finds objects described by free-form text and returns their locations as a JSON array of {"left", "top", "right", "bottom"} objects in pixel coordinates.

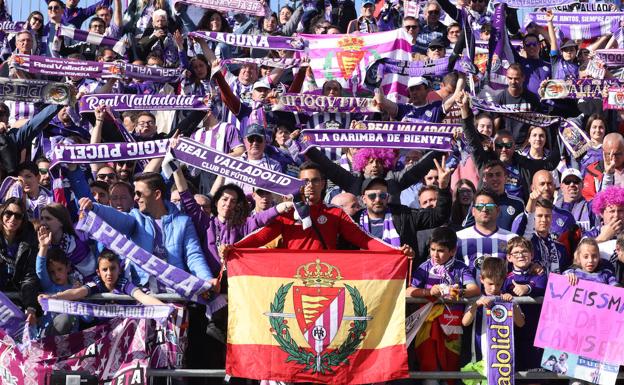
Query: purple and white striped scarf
[
  {"left": 358, "top": 209, "right": 401, "bottom": 247},
  {"left": 524, "top": 11, "right": 622, "bottom": 39},
  {"left": 56, "top": 25, "right": 128, "bottom": 56},
  {"left": 595, "top": 49, "right": 624, "bottom": 68},
  {"left": 223, "top": 57, "right": 306, "bottom": 69},
  {"left": 472, "top": 97, "right": 562, "bottom": 127}
]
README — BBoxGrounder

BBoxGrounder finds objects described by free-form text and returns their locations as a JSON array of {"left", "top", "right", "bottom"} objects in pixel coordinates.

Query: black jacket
[
  {"left": 0, "top": 226, "right": 40, "bottom": 312},
  {"left": 352, "top": 187, "right": 452, "bottom": 258}
]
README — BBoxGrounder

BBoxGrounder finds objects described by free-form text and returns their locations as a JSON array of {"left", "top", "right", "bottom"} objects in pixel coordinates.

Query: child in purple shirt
[
  {"left": 502, "top": 236, "right": 547, "bottom": 370},
  {"left": 407, "top": 227, "right": 480, "bottom": 379},
  {"left": 564, "top": 238, "right": 618, "bottom": 286}
]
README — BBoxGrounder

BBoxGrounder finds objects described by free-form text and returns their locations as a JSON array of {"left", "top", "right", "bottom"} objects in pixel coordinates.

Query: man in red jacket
[
  {"left": 583, "top": 133, "right": 624, "bottom": 201},
  {"left": 231, "top": 161, "right": 413, "bottom": 256}
]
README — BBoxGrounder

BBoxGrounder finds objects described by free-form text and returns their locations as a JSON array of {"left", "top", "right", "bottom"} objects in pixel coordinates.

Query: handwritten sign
[{"left": 535, "top": 273, "right": 624, "bottom": 365}]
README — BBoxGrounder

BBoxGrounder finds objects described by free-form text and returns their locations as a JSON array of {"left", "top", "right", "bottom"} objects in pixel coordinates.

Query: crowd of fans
[{"left": 0, "top": 0, "right": 624, "bottom": 383}]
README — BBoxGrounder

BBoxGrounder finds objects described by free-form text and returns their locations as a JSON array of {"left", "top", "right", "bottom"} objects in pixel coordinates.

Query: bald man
[
  {"left": 584, "top": 132, "right": 624, "bottom": 200},
  {"left": 331, "top": 192, "right": 361, "bottom": 217},
  {"left": 512, "top": 170, "right": 576, "bottom": 237}
]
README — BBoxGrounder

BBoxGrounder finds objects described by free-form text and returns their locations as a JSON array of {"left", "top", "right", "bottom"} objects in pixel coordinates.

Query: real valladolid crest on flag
[{"left": 226, "top": 248, "right": 408, "bottom": 384}]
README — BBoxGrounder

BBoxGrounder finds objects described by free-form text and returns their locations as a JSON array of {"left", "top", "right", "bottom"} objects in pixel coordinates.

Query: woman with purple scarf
[{"left": 171, "top": 166, "right": 293, "bottom": 276}]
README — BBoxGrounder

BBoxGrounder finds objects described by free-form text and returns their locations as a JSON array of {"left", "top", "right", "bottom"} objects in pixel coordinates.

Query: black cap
[
  {"left": 245, "top": 123, "right": 265, "bottom": 138},
  {"left": 361, "top": 177, "right": 388, "bottom": 195},
  {"left": 428, "top": 37, "right": 447, "bottom": 48},
  {"left": 560, "top": 39, "right": 578, "bottom": 50}
]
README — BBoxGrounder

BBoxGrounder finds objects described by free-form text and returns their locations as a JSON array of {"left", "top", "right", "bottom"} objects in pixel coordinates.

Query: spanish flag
[{"left": 226, "top": 248, "right": 408, "bottom": 384}]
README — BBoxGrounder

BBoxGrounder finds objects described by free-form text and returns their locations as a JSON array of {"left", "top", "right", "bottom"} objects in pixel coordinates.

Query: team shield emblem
[{"left": 293, "top": 286, "right": 345, "bottom": 353}]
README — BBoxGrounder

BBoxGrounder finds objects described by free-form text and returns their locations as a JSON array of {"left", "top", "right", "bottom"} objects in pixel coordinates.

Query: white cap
[
  {"left": 561, "top": 168, "right": 582, "bottom": 182},
  {"left": 407, "top": 76, "right": 429, "bottom": 88},
  {"left": 252, "top": 78, "right": 271, "bottom": 91}
]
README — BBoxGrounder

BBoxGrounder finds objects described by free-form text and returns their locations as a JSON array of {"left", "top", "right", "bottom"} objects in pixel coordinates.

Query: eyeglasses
[
  {"left": 137, "top": 120, "right": 155, "bottom": 126},
  {"left": 404, "top": 25, "right": 418, "bottom": 30},
  {"left": 247, "top": 135, "right": 264, "bottom": 143},
  {"left": 474, "top": 203, "right": 497, "bottom": 212},
  {"left": 524, "top": 41, "right": 539, "bottom": 48},
  {"left": 3, "top": 210, "right": 24, "bottom": 220},
  {"left": 302, "top": 177, "right": 323, "bottom": 186},
  {"left": 48, "top": 5, "right": 61, "bottom": 10},
  {"left": 429, "top": 46, "right": 444, "bottom": 51},
  {"left": 562, "top": 179, "right": 581, "bottom": 185},
  {"left": 495, "top": 142, "right": 513, "bottom": 149},
  {"left": 366, "top": 192, "right": 389, "bottom": 201},
  {"left": 39, "top": 168, "right": 49, "bottom": 175},
  {"left": 510, "top": 250, "right": 531, "bottom": 257},
  {"left": 97, "top": 173, "right": 116, "bottom": 180}
]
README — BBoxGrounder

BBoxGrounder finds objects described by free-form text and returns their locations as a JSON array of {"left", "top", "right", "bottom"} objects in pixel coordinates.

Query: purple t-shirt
[
  {"left": 396, "top": 100, "right": 445, "bottom": 123},
  {"left": 411, "top": 258, "right": 476, "bottom": 289}
]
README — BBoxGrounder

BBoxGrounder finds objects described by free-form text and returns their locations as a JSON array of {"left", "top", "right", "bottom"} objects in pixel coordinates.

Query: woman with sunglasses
[
  {"left": 0, "top": 197, "right": 39, "bottom": 327},
  {"left": 0, "top": 11, "right": 43, "bottom": 61},
  {"left": 450, "top": 179, "right": 476, "bottom": 228}
]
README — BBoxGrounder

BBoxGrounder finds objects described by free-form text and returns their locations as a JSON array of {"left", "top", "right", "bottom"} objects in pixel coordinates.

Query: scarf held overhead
[
  {"left": 300, "top": 129, "right": 453, "bottom": 151},
  {"left": 0, "top": 78, "right": 74, "bottom": 105},
  {"left": 174, "top": 0, "right": 266, "bottom": 16},
  {"left": 190, "top": 31, "right": 305, "bottom": 51},
  {"left": 49, "top": 140, "right": 169, "bottom": 169},
  {"left": 272, "top": 94, "right": 380, "bottom": 114},
  {"left": 78, "top": 94, "right": 212, "bottom": 112}
]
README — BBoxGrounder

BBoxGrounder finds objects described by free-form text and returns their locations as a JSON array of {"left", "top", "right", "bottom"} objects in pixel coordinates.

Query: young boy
[
  {"left": 502, "top": 236, "right": 546, "bottom": 371},
  {"left": 462, "top": 257, "right": 525, "bottom": 379},
  {"left": 40, "top": 250, "right": 163, "bottom": 306},
  {"left": 407, "top": 226, "right": 480, "bottom": 385},
  {"left": 35, "top": 226, "right": 77, "bottom": 336}
]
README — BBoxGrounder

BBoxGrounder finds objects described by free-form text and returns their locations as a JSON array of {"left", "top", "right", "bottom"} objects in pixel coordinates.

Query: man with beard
[{"left": 352, "top": 156, "right": 452, "bottom": 264}]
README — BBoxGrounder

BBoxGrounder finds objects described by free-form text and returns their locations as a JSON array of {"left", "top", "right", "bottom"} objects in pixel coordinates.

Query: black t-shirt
[{"left": 492, "top": 89, "right": 542, "bottom": 144}]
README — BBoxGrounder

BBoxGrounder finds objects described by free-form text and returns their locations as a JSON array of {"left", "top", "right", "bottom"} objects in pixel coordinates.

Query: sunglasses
[
  {"left": 429, "top": 46, "right": 444, "bottom": 51},
  {"left": 134, "top": 191, "right": 144, "bottom": 198},
  {"left": 366, "top": 192, "right": 389, "bottom": 201},
  {"left": 524, "top": 41, "right": 539, "bottom": 48},
  {"left": 428, "top": 10, "right": 440, "bottom": 14},
  {"left": 247, "top": 135, "right": 264, "bottom": 143},
  {"left": 495, "top": 142, "right": 513, "bottom": 149},
  {"left": 39, "top": 168, "right": 49, "bottom": 175},
  {"left": 48, "top": 5, "right": 61, "bottom": 10},
  {"left": 31, "top": 17, "right": 43, "bottom": 23},
  {"left": 97, "top": 172, "right": 116, "bottom": 180},
  {"left": 3, "top": 210, "right": 24, "bottom": 220},
  {"left": 474, "top": 203, "right": 497, "bottom": 212},
  {"left": 405, "top": 25, "right": 418, "bottom": 30},
  {"left": 562, "top": 179, "right": 581, "bottom": 185}
]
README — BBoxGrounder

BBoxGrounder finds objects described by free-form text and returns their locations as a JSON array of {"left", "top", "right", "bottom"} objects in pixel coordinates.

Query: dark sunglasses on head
[
  {"left": 247, "top": 135, "right": 264, "bottom": 143},
  {"left": 366, "top": 192, "right": 389, "bottom": 201},
  {"left": 562, "top": 178, "right": 581, "bottom": 185},
  {"left": 474, "top": 203, "right": 497, "bottom": 212},
  {"left": 495, "top": 142, "right": 513, "bottom": 149},
  {"left": 3, "top": 210, "right": 24, "bottom": 220}
]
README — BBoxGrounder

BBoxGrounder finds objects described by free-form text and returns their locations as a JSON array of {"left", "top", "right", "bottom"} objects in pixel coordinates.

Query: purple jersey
[
  {"left": 396, "top": 100, "right": 445, "bottom": 123},
  {"left": 411, "top": 258, "right": 476, "bottom": 289},
  {"left": 563, "top": 267, "right": 618, "bottom": 286}
]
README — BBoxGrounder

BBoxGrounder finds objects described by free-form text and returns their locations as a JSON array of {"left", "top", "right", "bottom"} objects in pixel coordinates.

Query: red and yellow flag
[{"left": 226, "top": 248, "right": 408, "bottom": 384}]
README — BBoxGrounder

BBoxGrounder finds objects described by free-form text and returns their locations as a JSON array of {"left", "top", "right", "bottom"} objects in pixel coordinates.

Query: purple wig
[
  {"left": 352, "top": 148, "right": 397, "bottom": 172},
  {"left": 592, "top": 186, "right": 624, "bottom": 216}
]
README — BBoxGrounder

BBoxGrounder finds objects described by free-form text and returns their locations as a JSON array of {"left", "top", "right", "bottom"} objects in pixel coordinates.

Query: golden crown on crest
[
  {"left": 295, "top": 259, "right": 342, "bottom": 287},
  {"left": 337, "top": 36, "right": 364, "bottom": 51}
]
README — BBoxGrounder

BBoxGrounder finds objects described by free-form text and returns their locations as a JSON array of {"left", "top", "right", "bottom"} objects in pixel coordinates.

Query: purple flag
[
  {"left": 78, "top": 94, "right": 212, "bottom": 112},
  {"left": 0, "top": 291, "right": 26, "bottom": 340},
  {"left": 489, "top": 3, "right": 516, "bottom": 90},
  {"left": 190, "top": 31, "right": 305, "bottom": 51},
  {"left": 486, "top": 301, "right": 514, "bottom": 385},
  {"left": 300, "top": 129, "right": 453, "bottom": 151},
  {"left": 49, "top": 140, "right": 169, "bottom": 169},
  {"left": 39, "top": 298, "right": 174, "bottom": 320},
  {"left": 169, "top": 137, "right": 305, "bottom": 197},
  {"left": 559, "top": 118, "right": 591, "bottom": 158}
]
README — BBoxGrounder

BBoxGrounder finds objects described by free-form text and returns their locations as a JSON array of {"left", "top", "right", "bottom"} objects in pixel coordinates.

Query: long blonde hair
[{"left": 573, "top": 238, "right": 599, "bottom": 269}]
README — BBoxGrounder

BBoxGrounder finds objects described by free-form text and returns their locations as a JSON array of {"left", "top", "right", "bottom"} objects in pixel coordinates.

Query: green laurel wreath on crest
[{"left": 269, "top": 282, "right": 368, "bottom": 374}]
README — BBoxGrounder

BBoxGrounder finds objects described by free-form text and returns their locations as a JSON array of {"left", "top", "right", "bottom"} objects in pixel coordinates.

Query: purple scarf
[
  {"left": 300, "top": 128, "right": 453, "bottom": 151},
  {"left": 189, "top": 31, "right": 305, "bottom": 51}
]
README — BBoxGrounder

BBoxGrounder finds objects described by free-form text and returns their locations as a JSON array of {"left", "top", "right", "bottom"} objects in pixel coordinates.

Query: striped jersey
[
  {"left": 456, "top": 226, "right": 517, "bottom": 277},
  {"left": 222, "top": 71, "right": 253, "bottom": 130}
]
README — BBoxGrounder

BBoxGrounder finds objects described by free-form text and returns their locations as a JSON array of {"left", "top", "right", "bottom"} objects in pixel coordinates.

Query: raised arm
[{"left": 12, "top": 104, "right": 62, "bottom": 151}]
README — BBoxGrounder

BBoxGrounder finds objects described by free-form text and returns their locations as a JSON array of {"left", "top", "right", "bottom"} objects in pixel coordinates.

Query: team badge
[
  {"left": 317, "top": 215, "right": 327, "bottom": 224},
  {"left": 266, "top": 259, "right": 371, "bottom": 374},
  {"left": 556, "top": 218, "right": 565, "bottom": 227},
  {"left": 506, "top": 206, "right": 515, "bottom": 215}
]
